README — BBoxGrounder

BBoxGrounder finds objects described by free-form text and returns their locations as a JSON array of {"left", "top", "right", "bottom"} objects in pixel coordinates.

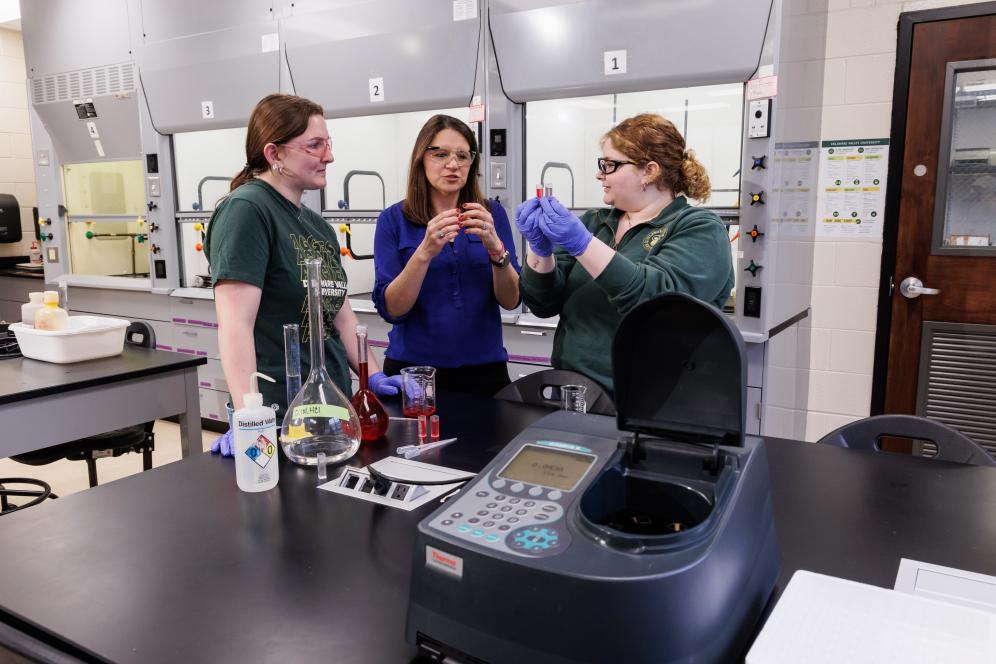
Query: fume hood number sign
[
  {"left": 201, "top": 101, "right": 215, "bottom": 120},
  {"left": 369, "top": 78, "right": 385, "bottom": 103},
  {"left": 604, "top": 50, "right": 627, "bottom": 76}
]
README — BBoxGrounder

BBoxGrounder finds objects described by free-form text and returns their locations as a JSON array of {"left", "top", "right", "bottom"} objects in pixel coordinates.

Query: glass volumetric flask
[
  {"left": 280, "top": 258, "right": 361, "bottom": 466},
  {"left": 283, "top": 323, "right": 302, "bottom": 408},
  {"left": 351, "top": 324, "right": 388, "bottom": 442}
]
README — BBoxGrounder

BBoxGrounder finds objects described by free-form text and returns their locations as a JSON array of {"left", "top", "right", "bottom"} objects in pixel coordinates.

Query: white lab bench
[
  {"left": 61, "top": 285, "right": 560, "bottom": 427},
  {"left": 57, "top": 284, "right": 766, "bottom": 435}
]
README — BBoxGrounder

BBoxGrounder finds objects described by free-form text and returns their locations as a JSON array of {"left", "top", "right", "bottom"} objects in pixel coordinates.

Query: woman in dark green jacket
[{"left": 517, "top": 113, "right": 734, "bottom": 392}]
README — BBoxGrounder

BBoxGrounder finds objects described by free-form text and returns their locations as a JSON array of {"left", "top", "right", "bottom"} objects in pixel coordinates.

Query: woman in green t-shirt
[{"left": 206, "top": 94, "right": 401, "bottom": 456}]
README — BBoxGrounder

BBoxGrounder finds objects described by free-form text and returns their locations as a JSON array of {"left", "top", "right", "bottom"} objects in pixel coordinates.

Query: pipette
[{"left": 396, "top": 437, "right": 458, "bottom": 459}]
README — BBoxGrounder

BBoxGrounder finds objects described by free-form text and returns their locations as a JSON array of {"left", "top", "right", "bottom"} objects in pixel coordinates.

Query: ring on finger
[{"left": 436, "top": 231, "right": 445, "bottom": 238}]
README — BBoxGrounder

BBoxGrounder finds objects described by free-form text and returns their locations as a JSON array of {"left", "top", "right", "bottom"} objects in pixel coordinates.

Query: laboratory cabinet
[
  {"left": 64, "top": 286, "right": 228, "bottom": 423},
  {"left": 0, "top": 275, "right": 42, "bottom": 324},
  {"left": 60, "top": 284, "right": 764, "bottom": 433},
  {"left": 59, "top": 285, "right": 557, "bottom": 422}
]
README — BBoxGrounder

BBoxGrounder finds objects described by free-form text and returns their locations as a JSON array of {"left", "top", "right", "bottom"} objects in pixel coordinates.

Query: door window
[{"left": 933, "top": 61, "right": 996, "bottom": 254}]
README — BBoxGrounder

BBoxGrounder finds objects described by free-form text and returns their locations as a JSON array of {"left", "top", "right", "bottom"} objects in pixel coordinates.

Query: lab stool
[{"left": 0, "top": 478, "right": 57, "bottom": 515}]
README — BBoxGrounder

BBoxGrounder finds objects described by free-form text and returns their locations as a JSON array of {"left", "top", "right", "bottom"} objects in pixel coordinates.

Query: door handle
[{"left": 899, "top": 276, "right": 940, "bottom": 299}]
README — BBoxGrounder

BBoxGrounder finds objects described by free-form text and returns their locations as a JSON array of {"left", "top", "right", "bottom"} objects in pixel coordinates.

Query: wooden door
[{"left": 883, "top": 10, "right": 996, "bottom": 455}]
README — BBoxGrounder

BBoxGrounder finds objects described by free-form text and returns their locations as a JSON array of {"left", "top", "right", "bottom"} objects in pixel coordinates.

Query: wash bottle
[{"left": 234, "top": 371, "right": 279, "bottom": 492}]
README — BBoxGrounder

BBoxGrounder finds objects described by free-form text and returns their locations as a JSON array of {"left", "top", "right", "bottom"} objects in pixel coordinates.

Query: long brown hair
[
  {"left": 230, "top": 93, "right": 325, "bottom": 191},
  {"left": 402, "top": 115, "right": 485, "bottom": 225},
  {"left": 603, "top": 113, "right": 711, "bottom": 201}
]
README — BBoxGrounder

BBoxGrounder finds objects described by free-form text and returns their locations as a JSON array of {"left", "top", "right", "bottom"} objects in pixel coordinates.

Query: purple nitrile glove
[
  {"left": 514, "top": 198, "right": 553, "bottom": 257},
  {"left": 211, "top": 429, "right": 234, "bottom": 456},
  {"left": 211, "top": 401, "right": 236, "bottom": 456},
  {"left": 537, "top": 196, "right": 593, "bottom": 257},
  {"left": 369, "top": 371, "right": 403, "bottom": 397}
]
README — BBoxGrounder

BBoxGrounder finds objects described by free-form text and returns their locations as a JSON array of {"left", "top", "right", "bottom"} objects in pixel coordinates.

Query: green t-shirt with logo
[
  {"left": 520, "top": 196, "right": 734, "bottom": 393},
  {"left": 205, "top": 179, "right": 351, "bottom": 418}
]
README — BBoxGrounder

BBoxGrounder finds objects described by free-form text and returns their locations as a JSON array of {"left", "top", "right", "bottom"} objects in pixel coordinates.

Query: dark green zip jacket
[{"left": 520, "top": 196, "right": 734, "bottom": 392}]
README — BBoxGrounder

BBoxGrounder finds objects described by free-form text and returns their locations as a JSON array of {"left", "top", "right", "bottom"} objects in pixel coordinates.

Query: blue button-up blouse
[{"left": 372, "top": 200, "right": 521, "bottom": 368}]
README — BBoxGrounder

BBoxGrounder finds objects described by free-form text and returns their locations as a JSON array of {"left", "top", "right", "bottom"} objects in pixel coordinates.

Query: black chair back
[
  {"left": 494, "top": 369, "right": 616, "bottom": 416},
  {"left": 125, "top": 321, "right": 156, "bottom": 349},
  {"left": 818, "top": 414, "right": 996, "bottom": 467}
]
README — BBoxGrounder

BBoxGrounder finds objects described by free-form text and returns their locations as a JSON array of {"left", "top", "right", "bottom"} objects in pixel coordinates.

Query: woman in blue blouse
[{"left": 373, "top": 115, "right": 520, "bottom": 396}]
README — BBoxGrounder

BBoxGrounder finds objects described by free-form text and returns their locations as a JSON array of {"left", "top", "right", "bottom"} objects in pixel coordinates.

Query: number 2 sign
[{"left": 369, "top": 77, "right": 385, "bottom": 103}]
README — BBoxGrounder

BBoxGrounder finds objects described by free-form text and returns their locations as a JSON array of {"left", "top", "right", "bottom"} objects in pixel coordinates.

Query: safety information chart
[
  {"left": 816, "top": 139, "right": 889, "bottom": 238},
  {"left": 772, "top": 141, "right": 818, "bottom": 236}
]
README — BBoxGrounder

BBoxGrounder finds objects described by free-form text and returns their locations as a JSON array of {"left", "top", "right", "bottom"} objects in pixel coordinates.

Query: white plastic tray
[
  {"left": 11, "top": 316, "right": 129, "bottom": 364},
  {"left": 746, "top": 570, "right": 996, "bottom": 664}
]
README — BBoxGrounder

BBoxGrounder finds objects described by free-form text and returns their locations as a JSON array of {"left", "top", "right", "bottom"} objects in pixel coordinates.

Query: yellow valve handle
[{"left": 339, "top": 224, "right": 351, "bottom": 235}]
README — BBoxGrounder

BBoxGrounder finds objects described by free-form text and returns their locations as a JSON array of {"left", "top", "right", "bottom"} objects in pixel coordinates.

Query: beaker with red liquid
[{"left": 401, "top": 366, "right": 436, "bottom": 418}]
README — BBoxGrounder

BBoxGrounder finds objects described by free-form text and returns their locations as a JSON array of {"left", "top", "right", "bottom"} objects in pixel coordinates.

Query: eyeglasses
[
  {"left": 426, "top": 147, "right": 477, "bottom": 167},
  {"left": 597, "top": 157, "right": 638, "bottom": 174},
  {"left": 281, "top": 137, "right": 333, "bottom": 156}
]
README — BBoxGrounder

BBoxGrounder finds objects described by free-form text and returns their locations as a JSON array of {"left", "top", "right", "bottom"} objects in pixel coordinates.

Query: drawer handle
[
  {"left": 520, "top": 330, "right": 547, "bottom": 336},
  {"left": 180, "top": 299, "right": 194, "bottom": 304},
  {"left": 183, "top": 330, "right": 198, "bottom": 337}
]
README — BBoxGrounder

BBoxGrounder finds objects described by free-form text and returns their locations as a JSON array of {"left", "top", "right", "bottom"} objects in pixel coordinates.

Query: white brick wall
[
  {"left": 0, "top": 27, "right": 34, "bottom": 259},
  {"left": 802, "top": 0, "right": 995, "bottom": 440}
]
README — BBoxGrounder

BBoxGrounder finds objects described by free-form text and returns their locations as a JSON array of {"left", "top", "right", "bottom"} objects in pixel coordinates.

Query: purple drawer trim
[
  {"left": 156, "top": 344, "right": 173, "bottom": 351},
  {"left": 209, "top": 413, "right": 219, "bottom": 420},
  {"left": 177, "top": 347, "right": 197, "bottom": 355},
  {"left": 508, "top": 354, "right": 551, "bottom": 364},
  {"left": 196, "top": 351, "right": 208, "bottom": 357},
  {"left": 175, "top": 318, "right": 219, "bottom": 329},
  {"left": 199, "top": 381, "right": 211, "bottom": 388},
  {"left": 368, "top": 340, "right": 389, "bottom": 348}
]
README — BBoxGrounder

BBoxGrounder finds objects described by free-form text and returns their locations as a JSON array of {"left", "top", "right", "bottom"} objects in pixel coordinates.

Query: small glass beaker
[
  {"left": 561, "top": 385, "right": 587, "bottom": 414},
  {"left": 401, "top": 366, "right": 436, "bottom": 417}
]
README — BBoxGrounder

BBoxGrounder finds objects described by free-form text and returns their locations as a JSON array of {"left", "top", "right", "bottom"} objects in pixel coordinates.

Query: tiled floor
[{"left": 0, "top": 421, "right": 222, "bottom": 502}]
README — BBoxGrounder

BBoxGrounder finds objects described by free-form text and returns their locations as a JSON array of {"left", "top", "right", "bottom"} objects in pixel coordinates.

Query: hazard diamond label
[{"left": 244, "top": 434, "right": 276, "bottom": 469}]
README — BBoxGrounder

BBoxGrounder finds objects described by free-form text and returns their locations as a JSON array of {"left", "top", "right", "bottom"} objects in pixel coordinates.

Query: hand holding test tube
[{"left": 515, "top": 198, "right": 553, "bottom": 257}]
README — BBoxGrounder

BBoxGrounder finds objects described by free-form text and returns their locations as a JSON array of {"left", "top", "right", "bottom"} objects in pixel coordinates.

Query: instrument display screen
[{"left": 497, "top": 444, "right": 595, "bottom": 491}]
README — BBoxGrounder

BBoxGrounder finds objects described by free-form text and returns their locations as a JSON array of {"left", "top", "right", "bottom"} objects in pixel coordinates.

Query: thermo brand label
[{"left": 426, "top": 546, "right": 463, "bottom": 579}]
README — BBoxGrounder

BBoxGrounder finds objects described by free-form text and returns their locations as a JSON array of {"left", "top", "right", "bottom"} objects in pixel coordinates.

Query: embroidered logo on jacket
[{"left": 642, "top": 228, "right": 668, "bottom": 250}]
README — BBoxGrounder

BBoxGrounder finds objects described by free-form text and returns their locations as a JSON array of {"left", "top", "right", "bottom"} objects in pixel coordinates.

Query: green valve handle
[
  {"left": 137, "top": 234, "right": 145, "bottom": 243},
  {"left": 85, "top": 230, "right": 93, "bottom": 239}
]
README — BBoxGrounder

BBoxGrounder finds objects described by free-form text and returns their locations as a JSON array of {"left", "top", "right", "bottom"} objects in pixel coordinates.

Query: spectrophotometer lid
[{"left": 611, "top": 293, "right": 746, "bottom": 448}]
